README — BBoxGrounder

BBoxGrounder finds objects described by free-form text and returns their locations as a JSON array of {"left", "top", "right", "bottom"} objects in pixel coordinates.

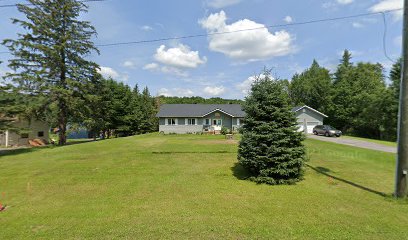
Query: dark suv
[{"left": 313, "top": 125, "right": 342, "bottom": 137}]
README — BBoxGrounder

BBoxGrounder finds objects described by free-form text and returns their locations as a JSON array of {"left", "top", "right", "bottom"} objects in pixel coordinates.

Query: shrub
[
  {"left": 237, "top": 70, "right": 306, "bottom": 185},
  {"left": 220, "top": 126, "right": 230, "bottom": 135}
]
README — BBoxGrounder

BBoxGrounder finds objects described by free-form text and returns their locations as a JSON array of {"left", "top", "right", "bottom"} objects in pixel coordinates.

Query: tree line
[{"left": 288, "top": 50, "right": 401, "bottom": 141}]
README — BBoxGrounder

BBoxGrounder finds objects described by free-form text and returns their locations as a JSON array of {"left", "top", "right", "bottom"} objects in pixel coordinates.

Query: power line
[
  {"left": 0, "top": 0, "right": 108, "bottom": 8},
  {"left": 381, "top": 12, "right": 397, "bottom": 63},
  {"left": 0, "top": 8, "right": 403, "bottom": 62},
  {"left": 95, "top": 8, "right": 403, "bottom": 47}
]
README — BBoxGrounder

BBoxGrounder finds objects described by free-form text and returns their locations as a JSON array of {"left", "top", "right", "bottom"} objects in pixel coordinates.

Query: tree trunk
[{"left": 58, "top": 104, "right": 67, "bottom": 146}]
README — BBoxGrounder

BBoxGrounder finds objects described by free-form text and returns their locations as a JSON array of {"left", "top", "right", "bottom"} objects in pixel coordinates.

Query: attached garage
[{"left": 292, "top": 106, "right": 328, "bottom": 134}]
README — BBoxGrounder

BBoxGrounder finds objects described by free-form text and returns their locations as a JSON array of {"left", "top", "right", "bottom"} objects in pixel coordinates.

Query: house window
[
  {"left": 167, "top": 118, "right": 177, "bottom": 125},
  {"left": 187, "top": 118, "right": 196, "bottom": 125},
  {"left": 21, "top": 133, "right": 29, "bottom": 138},
  {"left": 205, "top": 119, "right": 210, "bottom": 125},
  {"left": 38, "top": 131, "right": 44, "bottom": 137}
]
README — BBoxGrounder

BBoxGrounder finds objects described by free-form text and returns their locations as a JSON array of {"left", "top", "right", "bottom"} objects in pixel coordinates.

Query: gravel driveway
[{"left": 308, "top": 135, "right": 397, "bottom": 153}]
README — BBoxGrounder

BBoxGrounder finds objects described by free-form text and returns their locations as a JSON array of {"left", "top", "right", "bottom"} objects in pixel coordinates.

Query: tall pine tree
[
  {"left": 3, "top": 0, "right": 99, "bottom": 145},
  {"left": 238, "top": 70, "right": 306, "bottom": 185},
  {"left": 289, "top": 59, "right": 332, "bottom": 112}
]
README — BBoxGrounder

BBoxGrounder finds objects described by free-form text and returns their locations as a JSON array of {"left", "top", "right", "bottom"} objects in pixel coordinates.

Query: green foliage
[
  {"left": 238, "top": 70, "right": 306, "bottom": 185},
  {"left": 159, "top": 96, "right": 243, "bottom": 104},
  {"left": 327, "top": 50, "right": 389, "bottom": 139},
  {"left": 82, "top": 78, "right": 158, "bottom": 138},
  {"left": 220, "top": 126, "right": 230, "bottom": 135},
  {"left": 0, "top": 85, "right": 24, "bottom": 131},
  {"left": 289, "top": 59, "right": 332, "bottom": 113},
  {"left": 2, "top": 0, "right": 99, "bottom": 145}
]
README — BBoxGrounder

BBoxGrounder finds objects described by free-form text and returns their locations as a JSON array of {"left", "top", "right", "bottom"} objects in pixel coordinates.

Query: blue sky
[{"left": 0, "top": 0, "right": 403, "bottom": 99}]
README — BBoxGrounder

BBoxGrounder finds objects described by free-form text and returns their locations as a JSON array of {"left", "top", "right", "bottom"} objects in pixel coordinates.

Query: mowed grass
[{"left": 0, "top": 134, "right": 407, "bottom": 239}]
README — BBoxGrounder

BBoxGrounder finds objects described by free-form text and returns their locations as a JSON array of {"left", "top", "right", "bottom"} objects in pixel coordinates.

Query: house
[
  {"left": 156, "top": 104, "right": 327, "bottom": 134},
  {"left": 156, "top": 104, "right": 245, "bottom": 134},
  {"left": 0, "top": 119, "right": 50, "bottom": 147},
  {"left": 292, "top": 105, "right": 328, "bottom": 134}
]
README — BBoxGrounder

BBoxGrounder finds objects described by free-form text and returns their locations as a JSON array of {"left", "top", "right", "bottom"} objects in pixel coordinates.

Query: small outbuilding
[{"left": 0, "top": 119, "right": 50, "bottom": 147}]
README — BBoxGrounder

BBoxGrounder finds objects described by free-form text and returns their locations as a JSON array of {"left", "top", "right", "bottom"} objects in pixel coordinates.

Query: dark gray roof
[{"left": 156, "top": 104, "right": 245, "bottom": 117}]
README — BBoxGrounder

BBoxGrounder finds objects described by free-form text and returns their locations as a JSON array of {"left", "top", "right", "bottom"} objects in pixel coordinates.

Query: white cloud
[
  {"left": 352, "top": 22, "right": 364, "bottom": 28},
  {"left": 337, "top": 0, "right": 353, "bottom": 4},
  {"left": 199, "top": 11, "right": 295, "bottom": 61},
  {"left": 143, "top": 63, "right": 188, "bottom": 77},
  {"left": 123, "top": 60, "right": 136, "bottom": 68},
  {"left": 369, "top": 0, "right": 403, "bottom": 21},
  {"left": 98, "top": 66, "right": 129, "bottom": 82},
  {"left": 203, "top": 86, "right": 226, "bottom": 96},
  {"left": 207, "top": 0, "right": 241, "bottom": 8},
  {"left": 154, "top": 44, "right": 207, "bottom": 69},
  {"left": 141, "top": 25, "right": 153, "bottom": 31},
  {"left": 283, "top": 16, "right": 293, "bottom": 23},
  {"left": 143, "top": 63, "right": 159, "bottom": 70},
  {"left": 157, "top": 88, "right": 194, "bottom": 97},
  {"left": 236, "top": 74, "right": 267, "bottom": 95}
]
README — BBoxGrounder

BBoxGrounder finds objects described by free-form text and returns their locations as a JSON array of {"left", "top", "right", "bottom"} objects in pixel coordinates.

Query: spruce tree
[
  {"left": 0, "top": 85, "right": 24, "bottom": 131},
  {"left": 238, "top": 70, "right": 306, "bottom": 185},
  {"left": 2, "top": 0, "right": 99, "bottom": 145}
]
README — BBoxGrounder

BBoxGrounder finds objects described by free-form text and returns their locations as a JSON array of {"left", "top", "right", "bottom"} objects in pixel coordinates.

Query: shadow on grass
[
  {"left": 231, "top": 162, "right": 251, "bottom": 180},
  {"left": 0, "top": 147, "right": 44, "bottom": 157},
  {"left": 307, "top": 164, "right": 387, "bottom": 197},
  {"left": 0, "top": 139, "right": 95, "bottom": 157}
]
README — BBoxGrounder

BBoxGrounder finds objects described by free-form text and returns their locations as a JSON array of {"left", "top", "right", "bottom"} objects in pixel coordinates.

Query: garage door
[{"left": 307, "top": 122, "right": 319, "bottom": 134}]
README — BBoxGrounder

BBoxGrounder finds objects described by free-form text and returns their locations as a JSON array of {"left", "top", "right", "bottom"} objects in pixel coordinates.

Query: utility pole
[{"left": 395, "top": 0, "right": 408, "bottom": 198}]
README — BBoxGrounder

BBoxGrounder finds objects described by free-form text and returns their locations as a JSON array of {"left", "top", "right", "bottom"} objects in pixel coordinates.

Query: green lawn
[
  {"left": 0, "top": 134, "right": 407, "bottom": 239},
  {"left": 343, "top": 135, "right": 397, "bottom": 147}
]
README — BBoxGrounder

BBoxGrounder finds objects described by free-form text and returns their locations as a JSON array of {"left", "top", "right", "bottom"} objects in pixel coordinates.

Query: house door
[{"left": 212, "top": 119, "right": 222, "bottom": 130}]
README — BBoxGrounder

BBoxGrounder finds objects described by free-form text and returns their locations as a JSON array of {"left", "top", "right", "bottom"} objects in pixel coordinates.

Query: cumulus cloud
[
  {"left": 369, "top": 0, "right": 403, "bottom": 21},
  {"left": 98, "top": 66, "right": 129, "bottom": 82},
  {"left": 283, "top": 16, "right": 293, "bottom": 23},
  {"left": 154, "top": 44, "right": 207, "bottom": 68},
  {"left": 203, "top": 86, "right": 226, "bottom": 96},
  {"left": 207, "top": 0, "right": 241, "bottom": 8},
  {"left": 236, "top": 74, "right": 267, "bottom": 95},
  {"left": 123, "top": 60, "right": 136, "bottom": 68},
  {"left": 143, "top": 63, "right": 188, "bottom": 77},
  {"left": 157, "top": 88, "right": 194, "bottom": 97},
  {"left": 199, "top": 11, "right": 295, "bottom": 61},
  {"left": 144, "top": 44, "right": 206, "bottom": 77}
]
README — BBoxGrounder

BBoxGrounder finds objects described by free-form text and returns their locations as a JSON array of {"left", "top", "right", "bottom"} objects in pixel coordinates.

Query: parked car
[{"left": 313, "top": 125, "right": 342, "bottom": 137}]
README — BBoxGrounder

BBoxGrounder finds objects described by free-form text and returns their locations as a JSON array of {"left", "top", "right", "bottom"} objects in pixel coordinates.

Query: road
[{"left": 308, "top": 135, "right": 397, "bottom": 153}]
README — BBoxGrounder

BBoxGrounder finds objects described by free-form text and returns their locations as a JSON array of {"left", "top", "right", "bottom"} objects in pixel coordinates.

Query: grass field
[{"left": 0, "top": 133, "right": 407, "bottom": 239}]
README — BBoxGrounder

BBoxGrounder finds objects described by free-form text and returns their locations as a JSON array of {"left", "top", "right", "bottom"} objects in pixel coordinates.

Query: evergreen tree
[
  {"left": 82, "top": 75, "right": 111, "bottom": 139},
  {"left": 328, "top": 50, "right": 355, "bottom": 131},
  {"left": 289, "top": 60, "right": 332, "bottom": 112},
  {"left": 130, "top": 84, "right": 143, "bottom": 134},
  {"left": 3, "top": 0, "right": 99, "bottom": 145},
  {"left": 238, "top": 70, "right": 306, "bottom": 185},
  {"left": 0, "top": 85, "right": 24, "bottom": 131},
  {"left": 139, "top": 87, "right": 157, "bottom": 133},
  {"left": 383, "top": 58, "right": 402, "bottom": 141}
]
